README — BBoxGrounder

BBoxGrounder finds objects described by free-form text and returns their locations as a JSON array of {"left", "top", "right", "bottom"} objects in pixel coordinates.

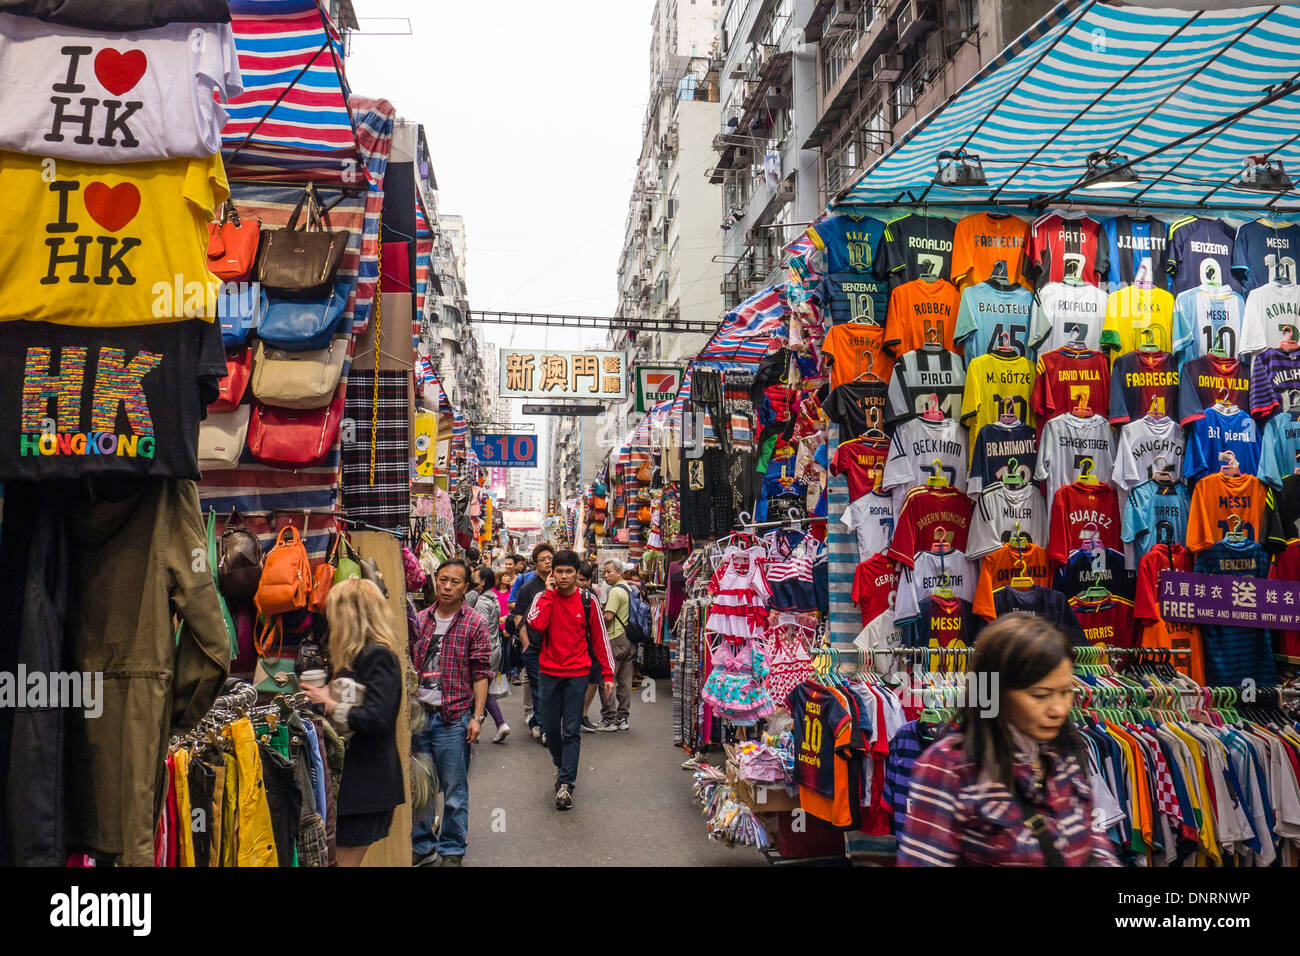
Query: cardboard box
[{"left": 736, "top": 778, "right": 801, "bottom": 813}]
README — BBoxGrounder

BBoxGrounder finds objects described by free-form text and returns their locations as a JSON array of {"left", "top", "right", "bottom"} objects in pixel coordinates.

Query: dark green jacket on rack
[{"left": 65, "top": 479, "right": 231, "bottom": 867}]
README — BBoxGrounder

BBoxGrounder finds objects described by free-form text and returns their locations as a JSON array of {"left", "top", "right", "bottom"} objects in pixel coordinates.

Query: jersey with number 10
[
  {"left": 1186, "top": 471, "right": 1282, "bottom": 552},
  {"left": 1233, "top": 219, "right": 1300, "bottom": 295},
  {"left": 1172, "top": 285, "right": 1245, "bottom": 364}
]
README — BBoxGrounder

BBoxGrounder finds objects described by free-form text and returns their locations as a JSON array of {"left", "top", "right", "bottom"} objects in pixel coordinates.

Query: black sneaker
[
  {"left": 580, "top": 717, "right": 598, "bottom": 733},
  {"left": 413, "top": 849, "right": 438, "bottom": 867},
  {"left": 555, "top": 783, "right": 574, "bottom": 810}
]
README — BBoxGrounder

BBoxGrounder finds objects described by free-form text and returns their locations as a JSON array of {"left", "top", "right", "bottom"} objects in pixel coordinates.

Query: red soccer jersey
[
  {"left": 1026, "top": 213, "right": 1110, "bottom": 286},
  {"left": 1068, "top": 595, "right": 1136, "bottom": 648},
  {"left": 831, "top": 435, "right": 891, "bottom": 501},
  {"left": 852, "top": 553, "right": 900, "bottom": 627},
  {"left": 887, "top": 486, "right": 973, "bottom": 567},
  {"left": 1134, "top": 543, "right": 1204, "bottom": 684},
  {"left": 1031, "top": 347, "right": 1111, "bottom": 425},
  {"left": 1048, "top": 481, "right": 1121, "bottom": 564}
]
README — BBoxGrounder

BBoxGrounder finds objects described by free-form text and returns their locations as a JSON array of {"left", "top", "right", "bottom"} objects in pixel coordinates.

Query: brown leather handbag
[{"left": 256, "top": 186, "right": 349, "bottom": 295}]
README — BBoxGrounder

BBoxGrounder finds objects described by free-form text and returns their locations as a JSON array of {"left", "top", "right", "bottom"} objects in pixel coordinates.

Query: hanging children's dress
[
  {"left": 701, "top": 639, "right": 777, "bottom": 723},
  {"left": 704, "top": 545, "right": 771, "bottom": 643}
]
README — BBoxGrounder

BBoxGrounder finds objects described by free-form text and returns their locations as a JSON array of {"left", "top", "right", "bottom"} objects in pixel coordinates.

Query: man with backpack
[
  {"left": 525, "top": 550, "right": 615, "bottom": 810},
  {"left": 600, "top": 560, "right": 645, "bottom": 732}
]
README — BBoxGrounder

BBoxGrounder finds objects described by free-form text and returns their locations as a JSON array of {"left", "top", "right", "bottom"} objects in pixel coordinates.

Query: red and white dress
[{"left": 705, "top": 545, "right": 771, "bottom": 645}]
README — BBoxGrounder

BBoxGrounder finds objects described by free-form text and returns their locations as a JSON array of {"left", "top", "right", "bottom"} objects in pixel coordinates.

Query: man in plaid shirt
[{"left": 411, "top": 558, "right": 492, "bottom": 867}]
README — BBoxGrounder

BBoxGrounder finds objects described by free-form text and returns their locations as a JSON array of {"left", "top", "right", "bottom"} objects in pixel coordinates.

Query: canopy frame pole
[{"left": 984, "top": 12, "right": 1202, "bottom": 204}]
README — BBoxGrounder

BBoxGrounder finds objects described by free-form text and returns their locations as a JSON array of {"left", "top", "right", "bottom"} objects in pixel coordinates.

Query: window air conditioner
[
  {"left": 776, "top": 180, "right": 796, "bottom": 201},
  {"left": 872, "top": 54, "right": 902, "bottom": 83},
  {"left": 897, "top": 0, "right": 936, "bottom": 46},
  {"left": 831, "top": 0, "right": 857, "bottom": 27}
]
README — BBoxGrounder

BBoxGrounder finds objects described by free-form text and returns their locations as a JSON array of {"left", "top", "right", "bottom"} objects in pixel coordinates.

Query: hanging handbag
[
  {"left": 333, "top": 531, "right": 362, "bottom": 584},
  {"left": 209, "top": 347, "right": 253, "bottom": 414},
  {"left": 359, "top": 555, "right": 390, "bottom": 599},
  {"left": 217, "top": 280, "right": 261, "bottom": 348},
  {"left": 207, "top": 200, "right": 261, "bottom": 282},
  {"left": 256, "top": 187, "right": 349, "bottom": 295},
  {"left": 310, "top": 531, "right": 342, "bottom": 613},
  {"left": 198, "top": 405, "right": 250, "bottom": 471},
  {"left": 257, "top": 280, "right": 352, "bottom": 351},
  {"left": 250, "top": 336, "right": 347, "bottom": 410},
  {"left": 247, "top": 394, "right": 345, "bottom": 468},
  {"left": 202, "top": 508, "right": 239, "bottom": 658},
  {"left": 254, "top": 523, "right": 312, "bottom": 656},
  {"left": 219, "top": 510, "right": 264, "bottom": 602}
]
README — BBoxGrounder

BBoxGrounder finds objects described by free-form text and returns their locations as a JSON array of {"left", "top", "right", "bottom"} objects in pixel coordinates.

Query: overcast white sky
[{"left": 345, "top": 1, "right": 655, "bottom": 452}]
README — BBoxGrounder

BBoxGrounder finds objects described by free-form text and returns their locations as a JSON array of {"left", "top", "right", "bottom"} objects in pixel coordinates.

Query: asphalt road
[{"left": 457, "top": 677, "right": 764, "bottom": 867}]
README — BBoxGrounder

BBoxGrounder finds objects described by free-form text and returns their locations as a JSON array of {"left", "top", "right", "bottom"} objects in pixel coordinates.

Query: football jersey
[
  {"left": 895, "top": 547, "right": 978, "bottom": 623},
  {"left": 901, "top": 596, "right": 980, "bottom": 649},
  {"left": 881, "top": 416, "right": 968, "bottom": 493},
  {"left": 1184, "top": 405, "right": 1260, "bottom": 481},
  {"left": 968, "top": 421, "right": 1038, "bottom": 497},
  {"left": 967, "top": 481, "right": 1049, "bottom": 559},
  {"left": 950, "top": 212, "right": 1032, "bottom": 291},
  {"left": 830, "top": 435, "right": 891, "bottom": 502},
  {"left": 1035, "top": 413, "right": 1116, "bottom": 504},
  {"left": 887, "top": 486, "right": 973, "bottom": 567},
  {"left": 1166, "top": 216, "right": 1241, "bottom": 296},
  {"left": 1109, "top": 350, "right": 1178, "bottom": 425},
  {"left": 1031, "top": 347, "right": 1110, "bottom": 424},
  {"left": 1029, "top": 282, "right": 1109, "bottom": 353},
  {"left": 823, "top": 380, "right": 890, "bottom": 439},
  {"left": 882, "top": 278, "right": 960, "bottom": 356},
  {"left": 1233, "top": 218, "right": 1300, "bottom": 295},
  {"left": 1055, "top": 547, "right": 1136, "bottom": 601},
  {"left": 1178, "top": 354, "right": 1250, "bottom": 424},
  {"left": 972, "top": 543, "right": 1052, "bottom": 620},
  {"left": 1048, "top": 481, "right": 1121, "bottom": 564},
  {"left": 1186, "top": 471, "right": 1283, "bottom": 552},
  {"left": 788, "top": 682, "right": 853, "bottom": 798},
  {"left": 1276, "top": 473, "right": 1300, "bottom": 540},
  {"left": 1259, "top": 411, "right": 1300, "bottom": 489},
  {"left": 1248, "top": 346, "right": 1300, "bottom": 419},
  {"left": 852, "top": 553, "right": 901, "bottom": 627},
  {"left": 1193, "top": 540, "right": 1276, "bottom": 687},
  {"left": 1026, "top": 212, "right": 1110, "bottom": 287},
  {"left": 1100, "top": 215, "right": 1168, "bottom": 288},
  {"left": 819, "top": 273, "right": 889, "bottom": 327},
  {"left": 874, "top": 214, "right": 956, "bottom": 287},
  {"left": 1121, "top": 479, "right": 1190, "bottom": 562},
  {"left": 1069, "top": 595, "right": 1136, "bottom": 648},
  {"left": 1172, "top": 285, "right": 1245, "bottom": 364},
  {"left": 1113, "top": 414, "right": 1185, "bottom": 489},
  {"left": 841, "top": 488, "right": 897, "bottom": 560},
  {"left": 953, "top": 281, "right": 1034, "bottom": 363},
  {"left": 808, "top": 212, "right": 885, "bottom": 275},
  {"left": 960, "top": 353, "right": 1036, "bottom": 463},
  {"left": 1101, "top": 285, "right": 1176, "bottom": 356},
  {"left": 1240, "top": 281, "right": 1300, "bottom": 356},
  {"left": 884, "top": 346, "right": 966, "bottom": 427},
  {"left": 993, "top": 586, "right": 1084, "bottom": 643},
  {"left": 822, "top": 321, "right": 895, "bottom": 390},
  {"left": 1134, "top": 543, "right": 1204, "bottom": 684}
]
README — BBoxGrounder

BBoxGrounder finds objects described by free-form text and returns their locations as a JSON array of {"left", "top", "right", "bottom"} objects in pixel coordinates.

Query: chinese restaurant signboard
[
  {"left": 499, "top": 348, "right": 628, "bottom": 401},
  {"left": 1159, "top": 570, "right": 1300, "bottom": 630}
]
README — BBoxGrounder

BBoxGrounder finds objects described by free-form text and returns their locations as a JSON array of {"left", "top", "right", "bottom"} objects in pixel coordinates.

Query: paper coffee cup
[{"left": 299, "top": 669, "right": 327, "bottom": 688}]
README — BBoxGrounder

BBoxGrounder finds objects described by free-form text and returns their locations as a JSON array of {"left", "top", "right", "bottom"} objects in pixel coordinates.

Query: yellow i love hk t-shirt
[{"left": 0, "top": 150, "right": 228, "bottom": 325}]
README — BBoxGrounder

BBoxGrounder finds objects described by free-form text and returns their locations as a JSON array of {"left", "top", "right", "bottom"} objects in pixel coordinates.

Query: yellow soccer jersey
[
  {"left": 960, "top": 352, "right": 1036, "bottom": 464},
  {"left": 1101, "top": 284, "right": 1176, "bottom": 359}
]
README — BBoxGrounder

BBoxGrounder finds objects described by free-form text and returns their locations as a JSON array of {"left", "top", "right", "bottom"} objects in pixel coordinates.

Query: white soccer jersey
[
  {"left": 1113, "top": 414, "right": 1185, "bottom": 490},
  {"left": 894, "top": 548, "right": 978, "bottom": 622},
  {"left": 1034, "top": 412, "right": 1116, "bottom": 504},
  {"left": 1029, "top": 282, "right": 1109, "bottom": 354},
  {"left": 966, "top": 481, "right": 1049, "bottom": 559},
  {"left": 1172, "top": 285, "right": 1245, "bottom": 363},
  {"left": 1240, "top": 281, "right": 1300, "bottom": 356},
  {"left": 840, "top": 488, "right": 898, "bottom": 560},
  {"left": 880, "top": 416, "right": 969, "bottom": 493}
]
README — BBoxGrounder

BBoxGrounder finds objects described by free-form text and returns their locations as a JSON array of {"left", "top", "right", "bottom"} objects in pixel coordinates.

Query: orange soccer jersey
[
  {"left": 973, "top": 542, "right": 1052, "bottom": 620},
  {"left": 822, "top": 321, "right": 895, "bottom": 390},
  {"left": 882, "top": 277, "right": 961, "bottom": 355},
  {"left": 1186, "top": 472, "right": 1283, "bottom": 553},
  {"left": 950, "top": 212, "right": 1033, "bottom": 291}
]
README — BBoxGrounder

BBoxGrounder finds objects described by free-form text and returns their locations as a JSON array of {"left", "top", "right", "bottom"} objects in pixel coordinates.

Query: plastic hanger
[
  {"left": 1078, "top": 523, "right": 1102, "bottom": 551},
  {"left": 1203, "top": 263, "right": 1222, "bottom": 289},
  {"left": 1073, "top": 389, "right": 1093, "bottom": 420},
  {"left": 929, "top": 526, "right": 954, "bottom": 554},
  {"left": 1150, "top": 454, "right": 1174, "bottom": 484},
  {"left": 925, "top": 457, "right": 950, "bottom": 488},
  {"left": 992, "top": 330, "right": 1019, "bottom": 357},
  {"left": 1279, "top": 324, "right": 1300, "bottom": 353},
  {"left": 1077, "top": 456, "right": 1101, "bottom": 486},
  {"left": 1134, "top": 259, "right": 1154, "bottom": 290},
  {"left": 1148, "top": 394, "right": 1166, "bottom": 419},
  {"left": 1009, "top": 555, "right": 1036, "bottom": 589},
  {"left": 851, "top": 351, "right": 885, "bottom": 384},
  {"left": 990, "top": 260, "right": 1010, "bottom": 284},
  {"left": 1137, "top": 326, "right": 1162, "bottom": 353},
  {"left": 934, "top": 570, "right": 955, "bottom": 601},
  {"left": 1208, "top": 327, "right": 1232, "bottom": 359},
  {"left": 1001, "top": 457, "right": 1026, "bottom": 489},
  {"left": 1212, "top": 387, "right": 1237, "bottom": 416},
  {"left": 1062, "top": 259, "right": 1084, "bottom": 288},
  {"left": 1224, "top": 514, "right": 1247, "bottom": 543},
  {"left": 998, "top": 396, "right": 1020, "bottom": 426},
  {"left": 920, "top": 392, "right": 945, "bottom": 422},
  {"left": 922, "top": 325, "right": 945, "bottom": 353},
  {"left": 1218, "top": 450, "right": 1241, "bottom": 477}
]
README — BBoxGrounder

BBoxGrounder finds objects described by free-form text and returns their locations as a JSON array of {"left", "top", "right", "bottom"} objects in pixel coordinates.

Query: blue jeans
[
  {"left": 540, "top": 674, "right": 586, "bottom": 786},
  {"left": 411, "top": 711, "right": 471, "bottom": 859},
  {"left": 523, "top": 645, "right": 542, "bottom": 728}
]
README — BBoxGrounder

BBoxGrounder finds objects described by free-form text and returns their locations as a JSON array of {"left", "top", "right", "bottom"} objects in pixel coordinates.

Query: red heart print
[
  {"left": 94, "top": 48, "right": 147, "bottom": 97},
  {"left": 83, "top": 182, "right": 141, "bottom": 232}
]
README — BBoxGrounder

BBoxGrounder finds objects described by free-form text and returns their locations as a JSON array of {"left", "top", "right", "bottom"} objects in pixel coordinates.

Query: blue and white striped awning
[{"left": 841, "top": 1, "right": 1300, "bottom": 212}]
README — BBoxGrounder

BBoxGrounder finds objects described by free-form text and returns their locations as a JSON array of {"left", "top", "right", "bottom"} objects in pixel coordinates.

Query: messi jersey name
[
  {"left": 931, "top": 615, "right": 963, "bottom": 630},
  {"left": 1217, "top": 494, "right": 1253, "bottom": 510}
]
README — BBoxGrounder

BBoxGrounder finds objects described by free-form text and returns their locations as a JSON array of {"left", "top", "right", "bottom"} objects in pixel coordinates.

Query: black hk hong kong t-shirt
[{"left": 0, "top": 318, "right": 225, "bottom": 481}]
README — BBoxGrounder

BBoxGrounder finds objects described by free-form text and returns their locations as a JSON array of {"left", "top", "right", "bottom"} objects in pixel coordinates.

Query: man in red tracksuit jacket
[{"left": 526, "top": 549, "right": 616, "bottom": 810}]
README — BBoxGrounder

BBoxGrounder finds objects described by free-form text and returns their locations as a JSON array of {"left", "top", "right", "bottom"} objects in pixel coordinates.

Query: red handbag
[
  {"left": 209, "top": 347, "right": 252, "bottom": 414},
  {"left": 247, "top": 393, "right": 344, "bottom": 468},
  {"left": 207, "top": 200, "right": 261, "bottom": 282}
]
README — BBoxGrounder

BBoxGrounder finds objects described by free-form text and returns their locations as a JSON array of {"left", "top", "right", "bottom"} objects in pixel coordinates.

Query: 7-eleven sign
[{"left": 635, "top": 365, "right": 684, "bottom": 413}]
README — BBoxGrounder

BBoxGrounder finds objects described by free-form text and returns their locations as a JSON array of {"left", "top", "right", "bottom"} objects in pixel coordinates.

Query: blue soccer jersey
[
  {"left": 953, "top": 280, "right": 1034, "bottom": 362},
  {"left": 1101, "top": 215, "right": 1169, "bottom": 289},
  {"left": 1184, "top": 405, "right": 1260, "bottom": 481},
  {"left": 1121, "top": 479, "right": 1190, "bottom": 562},
  {"left": 1258, "top": 411, "right": 1300, "bottom": 489},
  {"left": 1194, "top": 540, "right": 1276, "bottom": 687},
  {"left": 1172, "top": 285, "right": 1245, "bottom": 365},
  {"left": 1166, "top": 216, "right": 1241, "bottom": 296},
  {"left": 1233, "top": 218, "right": 1300, "bottom": 296}
]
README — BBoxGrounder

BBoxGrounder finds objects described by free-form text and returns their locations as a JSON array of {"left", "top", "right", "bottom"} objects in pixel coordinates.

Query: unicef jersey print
[
  {"left": 953, "top": 281, "right": 1034, "bottom": 363},
  {"left": 884, "top": 347, "right": 966, "bottom": 427},
  {"left": 1172, "top": 286, "right": 1245, "bottom": 364},
  {"left": 788, "top": 682, "right": 850, "bottom": 798},
  {"left": 967, "top": 421, "right": 1037, "bottom": 497},
  {"left": 1101, "top": 215, "right": 1169, "bottom": 288},
  {"left": 1029, "top": 282, "right": 1109, "bottom": 353},
  {"left": 0, "top": 317, "right": 225, "bottom": 481},
  {"left": 875, "top": 214, "right": 956, "bottom": 287},
  {"left": 1240, "top": 282, "right": 1300, "bottom": 356},
  {"left": 1166, "top": 216, "right": 1241, "bottom": 296},
  {"left": 1233, "top": 219, "right": 1300, "bottom": 295}
]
